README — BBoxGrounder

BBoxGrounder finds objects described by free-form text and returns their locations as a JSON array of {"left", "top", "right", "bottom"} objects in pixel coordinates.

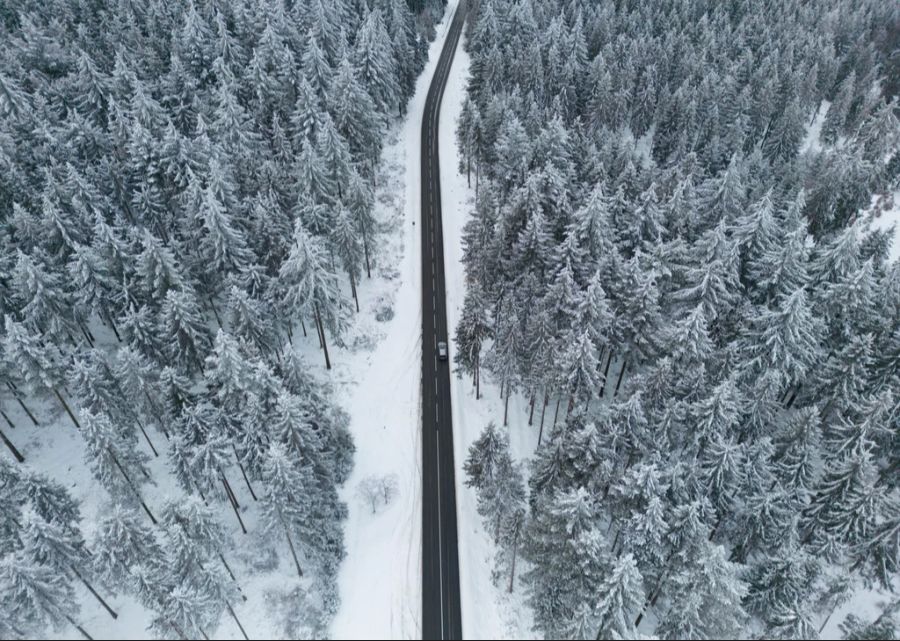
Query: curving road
[{"left": 421, "top": 3, "right": 466, "bottom": 640}]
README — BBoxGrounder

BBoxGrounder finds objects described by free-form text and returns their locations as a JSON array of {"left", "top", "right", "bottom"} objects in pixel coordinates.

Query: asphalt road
[{"left": 421, "top": 3, "right": 466, "bottom": 640}]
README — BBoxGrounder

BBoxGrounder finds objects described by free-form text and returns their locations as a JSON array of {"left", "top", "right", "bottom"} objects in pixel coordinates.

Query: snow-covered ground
[
  {"left": 800, "top": 100, "right": 831, "bottom": 155},
  {"left": 438, "top": 35, "right": 540, "bottom": 641},
  {"left": 329, "top": 4, "right": 461, "bottom": 638}
]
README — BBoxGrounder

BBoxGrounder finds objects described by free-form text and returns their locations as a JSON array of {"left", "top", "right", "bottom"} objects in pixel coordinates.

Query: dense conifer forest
[
  {"left": 0, "top": 0, "right": 437, "bottom": 637},
  {"left": 458, "top": 0, "right": 900, "bottom": 638}
]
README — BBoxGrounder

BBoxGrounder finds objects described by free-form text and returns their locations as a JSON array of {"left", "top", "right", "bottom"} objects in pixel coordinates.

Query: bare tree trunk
[
  {"left": 528, "top": 392, "right": 536, "bottom": 426},
  {"left": 785, "top": 382, "right": 802, "bottom": 409},
  {"left": 207, "top": 295, "right": 223, "bottom": 329},
  {"left": 72, "top": 566, "right": 118, "bottom": 619},
  {"left": 614, "top": 355, "right": 629, "bottom": 397},
  {"left": 6, "top": 384, "right": 39, "bottom": 426},
  {"left": 819, "top": 604, "right": 837, "bottom": 635},
  {"left": 135, "top": 416, "right": 159, "bottom": 457},
  {"left": 224, "top": 601, "right": 249, "bottom": 641},
  {"left": 64, "top": 614, "right": 94, "bottom": 641},
  {"left": 552, "top": 396, "right": 561, "bottom": 428},
  {"left": 79, "top": 322, "right": 95, "bottom": 348},
  {"left": 600, "top": 350, "right": 613, "bottom": 398},
  {"left": 475, "top": 353, "right": 480, "bottom": 399},
  {"left": 221, "top": 471, "right": 241, "bottom": 509},
  {"left": 281, "top": 515, "right": 303, "bottom": 579},
  {"left": 508, "top": 521, "right": 521, "bottom": 593},
  {"left": 634, "top": 555, "right": 673, "bottom": 627},
  {"left": 0, "top": 408, "right": 15, "bottom": 429},
  {"left": 54, "top": 388, "right": 81, "bottom": 429},
  {"left": 221, "top": 475, "right": 247, "bottom": 534},
  {"left": 217, "top": 552, "right": 247, "bottom": 602},
  {"left": 350, "top": 272, "right": 360, "bottom": 313},
  {"left": 315, "top": 303, "right": 331, "bottom": 370},
  {"left": 503, "top": 388, "right": 510, "bottom": 426},
  {"left": 110, "top": 451, "right": 157, "bottom": 525},
  {"left": 362, "top": 225, "right": 372, "bottom": 279},
  {"left": 232, "top": 446, "right": 257, "bottom": 501},
  {"left": 0, "top": 427, "right": 24, "bottom": 463},
  {"left": 537, "top": 391, "right": 549, "bottom": 447},
  {"left": 104, "top": 311, "right": 122, "bottom": 343}
]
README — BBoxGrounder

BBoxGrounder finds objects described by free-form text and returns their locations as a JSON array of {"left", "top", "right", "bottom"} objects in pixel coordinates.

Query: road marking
[
  {"left": 436, "top": 432, "right": 445, "bottom": 636},
  {"left": 422, "top": 6, "right": 464, "bottom": 638}
]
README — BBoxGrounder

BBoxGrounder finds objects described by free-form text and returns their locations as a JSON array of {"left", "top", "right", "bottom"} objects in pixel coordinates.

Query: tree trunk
[
  {"left": 135, "top": 416, "right": 159, "bottom": 457},
  {"left": 362, "top": 225, "right": 372, "bottom": 279},
  {"left": 634, "top": 560, "right": 672, "bottom": 627},
  {"left": 785, "top": 382, "right": 802, "bottom": 409},
  {"left": 64, "top": 614, "right": 94, "bottom": 641},
  {"left": 222, "top": 476, "right": 247, "bottom": 534},
  {"left": 207, "top": 295, "right": 223, "bottom": 329},
  {"left": 315, "top": 303, "right": 332, "bottom": 370},
  {"left": 232, "top": 446, "right": 258, "bottom": 501},
  {"left": 224, "top": 601, "right": 249, "bottom": 641},
  {"left": 281, "top": 516, "right": 304, "bottom": 580},
  {"left": 475, "top": 353, "right": 480, "bottom": 399},
  {"left": 6, "top": 383, "right": 38, "bottom": 426},
  {"left": 110, "top": 450, "right": 157, "bottom": 525},
  {"left": 79, "top": 322, "right": 95, "bottom": 348},
  {"left": 218, "top": 552, "right": 247, "bottom": 602},
  {"left": 0, "top": 408, "right": 14, "bottom": 429},
  {"left": 552, "top": 396, "right": 561, "bottom": 428},
  {"left": 72, "top": 567, "right": 118, "bottom": 619},
  {"left": 600, "top": 350, "right": 613, "bottom": 398},
  {"left": 0, "top": 427, "right": 24, "bottom": 463},
  {"left": 350, "top": 272, "right": 360, "bottom": 313},
  {"left": 54, "top": 388, "right": 81, "bottom": 429},
  {"left": 528, "top": 392, "right": 535, "bottom": 426},
  {"left": 503, "top": 388, "right": 510, "bottom": 426},
  {"left": 299, "top": 318, "right": 307, "bottom": 338},
  {"left": 104, "top": 311, "right": 122, "bottom": 343},
  {"left": 508, "top": 521, "right": 520, "bottom": 593},
  {"left": 614, "top": 355, "right": 629, "bottom": 397},
  {"left": 537, "top": 392, "right": 549, "bottom": 447},
  {"left": 819, "top": 604, "right": 837, "bottom": 635}
]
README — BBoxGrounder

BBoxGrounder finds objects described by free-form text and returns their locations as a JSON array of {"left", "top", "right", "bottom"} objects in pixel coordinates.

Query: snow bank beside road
[
  {"left": 439, "top": 34, "right": 540, "bottom": 641},
  {"left": 329, "top": 4, "right": 459, "bottom": 639}
]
